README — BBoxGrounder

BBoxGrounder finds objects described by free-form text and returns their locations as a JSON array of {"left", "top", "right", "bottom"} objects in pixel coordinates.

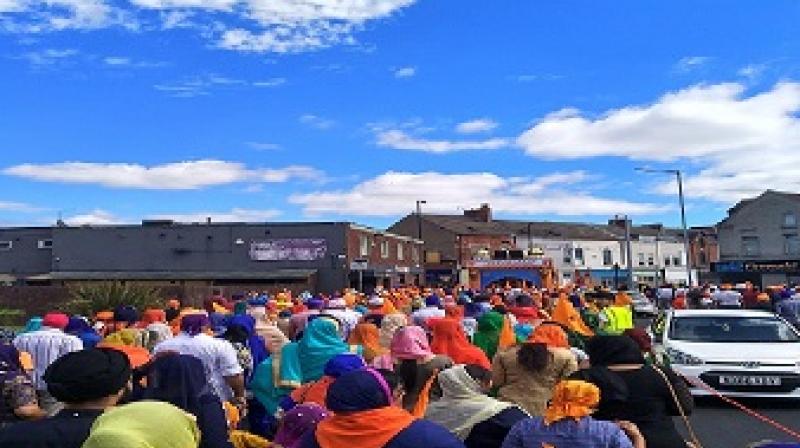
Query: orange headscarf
[
  {"left": 614, "top": 292, "right": 632, "bottom": 307},
  {"left": 348, "top": 323, "right": 387, "bottom": 363},
  {"left": 315, "top": 407, "right": 415, "bottom": 448},
  {"left": 529, "top": 324, "right": 569, "bottom": 349},
  {"left": 444, "top": 305, "right": 464, "bottom": 320},
  {"left": 96, "top": 343, "right": 151, "bottom": 369},
  {"left": 290, "top": 376, "right": 336, "bottom": 408},
  {"left": 429, "top": 319, "right": 491, "bottom": 370},
  {"left": 552, "top": 296, "right": 594, "bottom": 337},
  {"left": 544, "top": 380, "right": 600, "bottom": 425},
  {"left": 498, "top": 315, "right": 517, "bottom": 350},
  {"left": 141, "top": 309, "right": 166, "bottom": 326}
]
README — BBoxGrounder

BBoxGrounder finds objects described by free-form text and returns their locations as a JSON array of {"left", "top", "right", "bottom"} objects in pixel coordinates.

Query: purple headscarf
[
  {"left": 273, "top": 403, "right": 329, "bottom": 448},
  {"left": 0, "top": 343, "right": 23, "bottom": 383},
  {"left": 307, "top": 298, "right": 325, "bottom": 310},
  {"left": 180, "top": 314, "right": 210, "bottom": 336},
  {"left": 425, "top": 294, "right": 441, "bottom": 307}
]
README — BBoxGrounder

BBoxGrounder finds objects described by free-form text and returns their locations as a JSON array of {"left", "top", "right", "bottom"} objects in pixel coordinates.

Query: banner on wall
[{"left": 249, "top": 239, "right": 328, "bottom": 261}]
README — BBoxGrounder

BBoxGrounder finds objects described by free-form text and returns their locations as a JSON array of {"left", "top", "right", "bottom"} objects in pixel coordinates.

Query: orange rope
[{"left": 682, "top": 375, "right": 800, "bottom": 441}]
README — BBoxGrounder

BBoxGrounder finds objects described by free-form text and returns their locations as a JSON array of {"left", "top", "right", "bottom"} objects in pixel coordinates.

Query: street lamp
[
  {"left": 416, "top": 200, "right": 427, "bottom": 286},
  {"left": 636, "top": 167, "right": 693, "bottom": 287},
  {"left": 415, "top": 200, "right": 427, "bottom": 240}
]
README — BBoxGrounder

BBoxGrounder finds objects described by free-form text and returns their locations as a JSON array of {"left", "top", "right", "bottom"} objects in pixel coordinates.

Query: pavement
[{"left": 677, "top": 396, "right": 800, "bottom": 447}]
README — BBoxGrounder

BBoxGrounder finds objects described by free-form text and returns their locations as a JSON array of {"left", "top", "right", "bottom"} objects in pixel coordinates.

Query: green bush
[
  {"left": 0, "top": 308, "right": 26, "bottom": 327},
  {"left": 65, "top": 282, "right": 163, "bottom": 316}
]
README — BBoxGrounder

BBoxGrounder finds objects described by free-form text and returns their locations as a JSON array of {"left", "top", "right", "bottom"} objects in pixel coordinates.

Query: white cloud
[
  {"left": 455, "top": 118, "right": 498, "bottom": 134},
  {"left": 377, "top": 130, "right": 509, "bottom": 153},
  {"left": 3, "top": 160, "right": 321, "bottom": 190},
  {"left": 299, "top": 114, "right": 334, "bottom": 130},
  {"left": 0, "top": 200, "right": 40, "bottom": 212},
  {"left": 3, "top": 1, "right": 417, "bottom": 53},
  {"left": 246, "top": 141, "right": 281, "bottom": 151},
  {"left": 103, "top": 56, "right": 129, "bottom": 65},
  {"left": 253, "top": 77, "right": 286, "bottom": 87},
  {"left": 393, "top": 66, "right": 416, "bottom": 78},
  {"left": 149, "top": 208, "right": 281, "bottom": 222},
  {"left": 738, "top": 63, "right": 767, "bottom": 80},
  {"left": 62, "top": 207, "right": 281, "bottom": 225},
  {"left": 19, "top": 48, "right": 78, "bottom": 66},
  {"left": 1, "top": 0, "right": 129, "bottom": 33},
  {"left": 290, "top": 171, "right": 665, "bottom": 217},
  {"left": 154, "top": 74, "right": 247, "bottom": 97},
  {"left": 65, "top": 209, "right": 123, "bottom": 226},
  {"left": 513, "top": 74, "right": 562, "bottom": 82},
  {"left": 517, "top": 81, "right": 800, "bottom": 203},
  {"left": 674, "top": 56, "right": 710, "bottom": 73}
]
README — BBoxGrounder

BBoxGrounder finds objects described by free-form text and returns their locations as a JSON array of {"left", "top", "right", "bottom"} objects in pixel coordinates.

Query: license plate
[{"left": 718, "top": 375, "right": 782, "bottom": 386}]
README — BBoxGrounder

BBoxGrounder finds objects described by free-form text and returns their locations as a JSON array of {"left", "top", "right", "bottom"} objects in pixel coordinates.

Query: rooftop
[{"left": 418, "top": 211, "right": 687, "bottom": 242}]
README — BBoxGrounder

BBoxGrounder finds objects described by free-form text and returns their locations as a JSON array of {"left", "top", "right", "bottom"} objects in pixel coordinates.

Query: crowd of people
[{"left": 0, "top": 284, "right": 795, "bottom": 448}]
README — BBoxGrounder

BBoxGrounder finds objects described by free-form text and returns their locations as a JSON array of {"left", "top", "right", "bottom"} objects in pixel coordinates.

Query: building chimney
[
  {"left": 464, "top": 203, "right": 492, "bottom": 223},
  {"left": 608, "top": 216, "right": 630, "bottom": 229}
]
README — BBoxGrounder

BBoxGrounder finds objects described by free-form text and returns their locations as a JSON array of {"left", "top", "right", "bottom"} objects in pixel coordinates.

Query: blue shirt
[{"left": 501, "top": 417, "right": 634, "bottom": 448}]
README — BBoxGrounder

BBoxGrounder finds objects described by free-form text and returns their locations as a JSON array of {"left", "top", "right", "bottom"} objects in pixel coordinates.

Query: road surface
[{"left": 676, "top": 395, "right": 800, "bottom": 446}]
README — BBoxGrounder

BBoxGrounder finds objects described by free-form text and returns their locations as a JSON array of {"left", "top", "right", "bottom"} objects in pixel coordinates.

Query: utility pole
[
  {"left": 625, "top": 216, "right": 634, "bottom": 288},
  {"left": 416, "top": 200, "right": 427, "bottom": 240},
  {"left": 636, "top": 167, "right": 694, "bottom": 287}
]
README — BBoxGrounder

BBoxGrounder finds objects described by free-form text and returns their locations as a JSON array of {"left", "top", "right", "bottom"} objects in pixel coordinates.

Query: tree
[{"left": 65, "top": 282, "right": 163, "bottom": 316}]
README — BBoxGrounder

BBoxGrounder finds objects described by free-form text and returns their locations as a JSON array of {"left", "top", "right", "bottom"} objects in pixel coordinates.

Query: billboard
[{"left": 249, "top": 238, "right": 328, "bottom": 261}]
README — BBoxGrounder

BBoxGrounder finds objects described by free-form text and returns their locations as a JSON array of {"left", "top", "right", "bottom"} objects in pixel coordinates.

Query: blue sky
[{"left": 2, "top": 1, "right": 800, "bottom": 229}]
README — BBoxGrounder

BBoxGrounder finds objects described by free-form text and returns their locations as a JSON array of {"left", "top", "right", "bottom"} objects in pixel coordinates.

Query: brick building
[{"left": 0, "top": 220, "right": 422, "bottom": 299}]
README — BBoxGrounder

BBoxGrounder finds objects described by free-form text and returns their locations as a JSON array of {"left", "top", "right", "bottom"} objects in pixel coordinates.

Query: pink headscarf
[
  {"left": 390, "top": 326, "right": 433, "bottom": 360},
  {"left": 42, "top": 312, "right": 69, "bottom": 330}
]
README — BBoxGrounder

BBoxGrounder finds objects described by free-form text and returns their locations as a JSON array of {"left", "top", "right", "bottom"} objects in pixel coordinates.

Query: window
[
  {"left": 397, "top": 243, "right": 404, "bottom": 260},
  {"left": 602, "top": 249, "right": 613, "bottom": 266},
  {"left": 698, "top": 252, "right": 708, "bottom": 265},
  {"left": 380, "top": 240, "right": 389, "bottom": 258},
  {"left": 673, "top": 256, "right": 682, "bottom": 267},
  {"left": 638, "top": 253, "right": 645, "bottom": 266},
  {"left": 647, "top": 254, "right": 655, "bottom": 266},
  {"left": 0, "top": 241, "right": 11, "bottom": 251},
  {"left": 784, "top": 213, "right": 797, "bottom": 228},
  {"left": 412, "top": 246, "right": 420, "bottom": 263},
  {"left": 574, "top": 248, "right": 584, "bottom": 265},
  {"left": 785, "top": 234, "right": 800, "bottom": 255},
  {"left": 37, "top": 239, "right": 53, "bottom": 249},
  {"left": 742, "top": 236, "right": 760, "bottom": 256},
  {"left": 562, "top": 247, "right": 572, "bottom": 263},
  {"left": 359, "top": 235, "right": 370, "bottom": 257},
  {"left": 664, "top": 257, "right": 671, "bottom": 266}
]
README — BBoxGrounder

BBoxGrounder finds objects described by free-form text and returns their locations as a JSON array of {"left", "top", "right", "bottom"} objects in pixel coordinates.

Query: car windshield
[{"left": 669, "top": 316, "right": 800, "bottom": 343}]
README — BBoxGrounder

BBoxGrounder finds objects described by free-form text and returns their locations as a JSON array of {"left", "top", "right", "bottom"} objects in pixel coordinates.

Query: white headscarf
[{"left": 425, "top": 364, "right": 520, "bottom": 440}]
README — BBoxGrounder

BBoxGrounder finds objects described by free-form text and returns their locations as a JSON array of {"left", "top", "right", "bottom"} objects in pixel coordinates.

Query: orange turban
[
  {"left": 529, "top": 324, "right": 569, "bottom": 349},
  {"left": 544, "top": 380, "right": 600, "bottom": 425}
]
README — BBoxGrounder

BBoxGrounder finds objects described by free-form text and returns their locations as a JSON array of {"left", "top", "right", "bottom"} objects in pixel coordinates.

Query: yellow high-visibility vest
[{"left": 601, "top": 306, "right": 634, "bottom": 335}]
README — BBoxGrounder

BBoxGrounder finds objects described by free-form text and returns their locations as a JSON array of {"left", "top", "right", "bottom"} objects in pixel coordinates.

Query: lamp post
[
  {"left": 415, "top": 200, "right": 427, "bottom": 240},
  {"left": 416, "top": 200, "right": 427, "bottom": 285},
  {"left": 636, "top": 167, "right": 693, "bottom": 287}
]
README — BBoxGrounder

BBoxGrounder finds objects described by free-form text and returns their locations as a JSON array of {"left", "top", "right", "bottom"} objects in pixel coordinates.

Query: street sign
[{"left": 350, "top": 260, "right": 369, "bottom": 270}]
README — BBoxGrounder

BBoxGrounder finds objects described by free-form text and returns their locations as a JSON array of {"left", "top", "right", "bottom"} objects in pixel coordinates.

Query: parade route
[{"left": 679, "top": 397, "right": 800, "bottom": 446}]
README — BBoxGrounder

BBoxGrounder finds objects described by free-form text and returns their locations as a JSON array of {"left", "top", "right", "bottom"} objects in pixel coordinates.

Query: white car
[
  {"left": 630, "top": 292, "right": 657, "bottom": 316},
  {"left": 659, "top": 309, "right": 800, "bottom": 399}
]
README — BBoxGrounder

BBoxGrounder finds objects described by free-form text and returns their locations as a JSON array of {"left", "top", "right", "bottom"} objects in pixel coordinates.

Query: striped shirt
[{"left": 13, "top": 328, "right": 83, "bottom": 390}]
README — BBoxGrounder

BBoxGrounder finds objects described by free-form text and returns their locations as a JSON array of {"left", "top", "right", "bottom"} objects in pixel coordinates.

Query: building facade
[
  {"left": 0, "top": 221, "right": 422, "bottom": 297},
  {"left": 389, "top": 205, "right": 702, "bottom": 289},
  {"left": 715, "top": 190, "right": 800, "bottom": 287}
]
